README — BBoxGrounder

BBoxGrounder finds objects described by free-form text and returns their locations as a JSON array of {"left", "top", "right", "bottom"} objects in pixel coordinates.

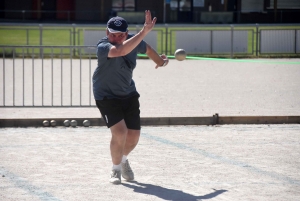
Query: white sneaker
[
  {"left": 121, "top": 159, "right": 134, "bottom": 181},
  {"left": 109, "top": 169, "right": 121, "bottom": 184}
]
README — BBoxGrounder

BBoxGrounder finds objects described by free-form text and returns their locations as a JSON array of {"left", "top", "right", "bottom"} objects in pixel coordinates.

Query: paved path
[
  {"left": 1, "top": 125, "right": 300, "bottom": 200},
  {"left": 1, "top": 58, "right": 300, "bottom": 119}
]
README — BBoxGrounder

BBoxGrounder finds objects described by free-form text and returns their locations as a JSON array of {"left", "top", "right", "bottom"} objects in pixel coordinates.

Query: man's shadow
[{"left": 122, "top": 181, "right": 227, "bottom": 201}]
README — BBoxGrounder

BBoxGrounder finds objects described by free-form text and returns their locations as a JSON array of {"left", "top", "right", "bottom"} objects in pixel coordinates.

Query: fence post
[
  {"left": 295, "top": 29, "right": 297, "bottom": 54},
  {"left": 256, "top": 23, "right": 259, "bottom": 57},
  {"left": 165, "top": 24, "right": 168, "bottom": 55},
  {"left": 231, "top": 25, "right": 234, "bottom": 59},
  {"left": 26, "top": 29, "right": 29, "bottom": 55},
  {"left": 72, "top": 24, "right": 76, "bottom": 57},
  {"left": 13, "top": 48, "right": 15, "bottom": 106},
  {"left": 2, "top": 47, "right": 5, "bottom": 106},
  {"left": 39, "top": 24, "right": 43, "bottom": 58},
  {"left": 210, "top": 30, "right": 213, "bottom": 55}
]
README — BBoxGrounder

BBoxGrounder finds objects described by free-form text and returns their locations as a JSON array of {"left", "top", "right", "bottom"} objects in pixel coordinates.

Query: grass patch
[{"left": 0, "top": 27, "right": 73, "bottom": 45}]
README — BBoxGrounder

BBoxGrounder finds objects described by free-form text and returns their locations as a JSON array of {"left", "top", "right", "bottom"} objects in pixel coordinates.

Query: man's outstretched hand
[{"left": 143, "top": 10, "right": 157, "bottom": 34}]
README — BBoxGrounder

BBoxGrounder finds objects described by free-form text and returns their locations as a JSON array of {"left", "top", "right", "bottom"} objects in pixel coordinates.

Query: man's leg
[
  {"left": 109, "top": 121, "right": 140, "bottom": 183},
  {"left": 121, "top": 129, "right": 140, "bottom": 181},
  {"left": 124, "top": 129, "right": 140, "bottom": 155},
  {"left": 110, "top": 123, "right": 140, "bottom": 164},
  {"left": 110, "top": 119, "right": 128, "bottom": 165},
  {"left": 109, "top": 119, "right": 127, "bottom": 184},
  {"left": 108, "top": 95, "right": 141, "bottom": 183}
]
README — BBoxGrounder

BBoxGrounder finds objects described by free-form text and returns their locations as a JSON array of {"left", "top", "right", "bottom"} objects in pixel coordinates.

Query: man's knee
[{"left": 127, "top": 130, "right": 140, "bottom": 143}]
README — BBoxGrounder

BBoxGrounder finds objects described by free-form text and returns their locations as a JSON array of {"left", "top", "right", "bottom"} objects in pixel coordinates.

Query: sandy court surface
[{"left": 1, "top": 124, "right": 300, "bottom": 200}]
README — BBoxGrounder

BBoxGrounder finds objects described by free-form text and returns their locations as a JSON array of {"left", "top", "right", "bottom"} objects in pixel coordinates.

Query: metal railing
[
  {"left": 1, "top": 45, "right": 96, "bottom": 107},
  {"left": 259, "top": 29, "right": 300, "bottom": 54},
  {"left": 1, "top": 24, "right": 300, "bottom": 107},
  {"left": 1, "top": 24, "right": 300, "bottom": 57},
  {"left": 169, "top": 28, "right": 254, "bottom": 57}
]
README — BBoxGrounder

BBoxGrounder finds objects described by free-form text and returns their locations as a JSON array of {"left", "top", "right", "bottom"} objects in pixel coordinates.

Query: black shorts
[{"left": 95, "top": 95, "right": 141, "bottom": 130}]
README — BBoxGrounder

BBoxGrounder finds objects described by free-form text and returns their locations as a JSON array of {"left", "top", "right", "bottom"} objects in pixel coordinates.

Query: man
[{"left": 93, "top": 10, "right": 169, "bottom": 184}]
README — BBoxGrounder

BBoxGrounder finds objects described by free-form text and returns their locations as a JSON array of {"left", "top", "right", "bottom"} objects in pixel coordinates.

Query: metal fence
[
  {"left": 1, "top": 24, "right": 300, "bottom": 107},
  {"left": 260, "top": 29, "right": 300, "bottom": 54},
  {"left": 1, "top": 24, "right": 300, "bottom": 57},
  {"left": 1, "top": 46, "right": 96, "bottom": 107},
  {"left": 169, "top": 28, "right": 253, "bottom": 57}
]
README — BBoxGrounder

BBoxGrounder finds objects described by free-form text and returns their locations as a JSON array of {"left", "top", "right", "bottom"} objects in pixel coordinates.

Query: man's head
[
  {"left": 107, "top": 16, "right": 128, "bottom": 33},
  {"left": 106, "top": 16, "right": 128, "bottom": 45}
]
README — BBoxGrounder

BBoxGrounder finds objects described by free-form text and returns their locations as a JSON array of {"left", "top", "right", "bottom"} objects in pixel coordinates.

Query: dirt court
[
  {"left": 1, "top": 125, "right": 300, "bottom": 201},
  {"left": 1, "top": 58, "right": 300, "bottom": 200}
]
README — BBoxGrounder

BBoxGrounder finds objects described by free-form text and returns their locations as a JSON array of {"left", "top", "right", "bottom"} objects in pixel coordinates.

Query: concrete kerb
[{"left": 0, "top": 115, "right": 299, "bottom": 127}]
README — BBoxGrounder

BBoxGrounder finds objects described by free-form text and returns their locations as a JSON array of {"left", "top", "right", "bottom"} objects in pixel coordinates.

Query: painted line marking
[
  {"left": 142, "top": 132, "right": 300, "bottom": 186},
  {"left": 0, "top": 167, "right": 63, "bottom": 201}
]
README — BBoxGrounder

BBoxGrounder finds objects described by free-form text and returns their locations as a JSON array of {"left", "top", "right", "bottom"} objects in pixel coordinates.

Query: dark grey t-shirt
[{"left": 93, "top": 34, "right": 147, "bottom": 100}]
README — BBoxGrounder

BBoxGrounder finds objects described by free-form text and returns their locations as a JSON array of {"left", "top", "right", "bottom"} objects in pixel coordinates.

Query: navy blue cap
[{"left": 107, "top": 16, "right": 128, "bottom": 33}]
